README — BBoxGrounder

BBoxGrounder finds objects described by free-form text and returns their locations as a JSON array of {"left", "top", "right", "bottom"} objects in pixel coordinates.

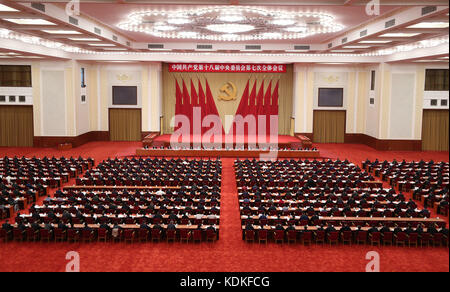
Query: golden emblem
[
  {"left": 117, "top": 74, "right": 132, "bottom": 82},
  {"left": 218, "top": 81, "right": 238, "bottom": 101}
]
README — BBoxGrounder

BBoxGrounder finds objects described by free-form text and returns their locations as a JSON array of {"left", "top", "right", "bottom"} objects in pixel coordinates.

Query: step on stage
[{"left": 137, "top": 134, "right": 321, "bottom": 158}]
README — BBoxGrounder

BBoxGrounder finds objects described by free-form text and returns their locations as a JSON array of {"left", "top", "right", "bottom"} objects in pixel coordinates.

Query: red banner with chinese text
[{"left": 168, "top": 63, "right": 287, "bottom": 73}]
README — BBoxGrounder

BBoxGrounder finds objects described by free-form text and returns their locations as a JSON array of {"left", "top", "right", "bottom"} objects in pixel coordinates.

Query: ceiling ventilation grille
[
  {"left": 94, "top": 27, "right": 102, "bottom": 35},
  {"left": 69, "top": 16, "right": 78, "bottom": 26},
  {"left": 245, "top": 45, "right": 262, "bottom": 50},
  {"left": 385, "top": 19, "right": 396, "bottom": 28},
  {"left": 422, "top": 6, "right": 437, "bottom": 15},
  {"left": 197, "top": 44, "right": 213, "bottom": 50},
  {"left": 148, "top": 44, "right": 164, "bottom": 49},
  {"left": 342, "top": 37, "right": 348, "bottom": 44},
  {"left": 294, "top": 45, "right": 310, "bottom": 50},
  {"left": 31, "top": 2, "right": 45, "bottom": 12}
]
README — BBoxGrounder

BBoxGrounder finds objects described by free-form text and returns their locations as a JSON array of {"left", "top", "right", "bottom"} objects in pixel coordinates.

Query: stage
[
  {"left": 149, "top": 134, "right": 305, "bottom": 149},
  {"left": 136, "top": 148, "right": 321, "bottom": 158}
]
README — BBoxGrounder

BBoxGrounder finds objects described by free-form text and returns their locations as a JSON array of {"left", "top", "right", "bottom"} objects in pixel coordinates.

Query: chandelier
[{"left": 117, "top": 6, "right": 345, "bottom": 41}]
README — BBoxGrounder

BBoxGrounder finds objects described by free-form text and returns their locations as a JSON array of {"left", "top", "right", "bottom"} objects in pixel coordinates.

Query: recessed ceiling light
[
  {"left": 88, "top": 43, "right": 116, "bottom": 47},
  {"left": 380, "top": 33, "right": 421, "bottom": 38},
  {"left": 4, "top": 18, "right": 56, "bottom": 25},
  {"left": 343, "top": 46, "right": 371, "bottom": 49},
  {"left": 17, "top": 56, "right": 43, "bottom": 59},
  {"left": 440, "top": 56, "right": 449, "bottom": 59},
  {"left": 0, "top": 4, "right": 19, "bottom": 12},
  {"left": 68, "top": 37, "right": 102, "bottom": 41},
  {"left": 0, "top": 56, "right": 12, "bottom": 58},
  {"left": 42, "top": 30, "right": 82, "bottom": 34},
  {"left": 177, "top": 31, "right": 198, "bottom": 38},
  {"left": 154, "top": 23, "right": 177, "bottom": 31},
  {"left": 407, "top": 22, "right": 449, "bottom": 29},
  {"left": 359, "top": 40, "right": 392, "bottom": 44}
]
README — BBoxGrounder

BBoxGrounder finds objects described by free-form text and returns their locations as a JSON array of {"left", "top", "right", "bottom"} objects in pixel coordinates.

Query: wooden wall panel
[
  {"left": 109, "top": 108, "right": 142, "bottom": 141},
  {"left": 313, "top": 110, "right": 346, "bottom": 143},
  {"left": 422, "top": 109, "right": 449, "bottom": 151},
  {"left": 0, "top": 105, "right": 33, "bottom": 147}
]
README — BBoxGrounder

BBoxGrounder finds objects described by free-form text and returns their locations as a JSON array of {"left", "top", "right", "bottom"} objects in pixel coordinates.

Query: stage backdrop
[{"left": 162, "top": 63, "right": 293, "bottom": 135}]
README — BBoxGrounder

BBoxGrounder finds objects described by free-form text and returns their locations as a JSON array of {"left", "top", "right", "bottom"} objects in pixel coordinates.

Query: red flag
[
  {"left": 198, "top": 79, "right": 207, "bottom": 135},
  {"left": 182, "top": 79, "right": 192, "bottom": 135},
  {"left": 191, "top": 79, "right": 199, "bottom": 107},
  {"left": 230, "top": 80, "right": 250, "bottom": 135},
  {"left": 174, "top": 79, "right": 183, "bottom": 131},
  {"left": 255, "top": 80, "right": 265, "bottom": 135},
  {"left": 263, "top": 81, "right": 272, "bottom": 135},
  {"left": 271, "top": 80, "right": 279, "bottom": 116},
  {"left": 205, "top": 79, "right": 224, "bottom": 134}
]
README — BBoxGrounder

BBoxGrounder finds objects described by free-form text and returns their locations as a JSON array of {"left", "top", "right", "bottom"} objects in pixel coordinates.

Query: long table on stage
[{"left": 135, "top": 148, "right": 321, "bottom": 158}]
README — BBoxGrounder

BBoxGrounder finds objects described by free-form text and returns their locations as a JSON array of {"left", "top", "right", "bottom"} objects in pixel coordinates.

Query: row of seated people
[
  {"left": 18, "top": 186, "right": 220, "bottom": 225},
  {"left": 363, "top": 159, "right": 449, "bottom": 216},
  {"left": 236, "top": 158, "right": 375, "bottom": 189},
  {"left": 0, "top": 182, "right": 47, "bottom": 219},
  {"left": 1, "top": 219, "right": 219, "bottom": 243},
  {"left": 77, "top": 158, "right": 221, "bottom": 187},
  {"left": 241, "top": 221, "right": 449, "bottom": 247},
  {"left": 0, "top": 156, "right": 94, "bottom": 188},
  {"left": 363, "top": 159, "right": 449, "bottom": 191},
  {"left": 235, "top": 159, "right": 445, "bottom": 246}
]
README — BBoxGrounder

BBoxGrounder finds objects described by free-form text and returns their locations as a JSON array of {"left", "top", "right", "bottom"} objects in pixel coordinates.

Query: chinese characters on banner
[{"left": 168, "top": 63, "right": 287, "bottom": 73}]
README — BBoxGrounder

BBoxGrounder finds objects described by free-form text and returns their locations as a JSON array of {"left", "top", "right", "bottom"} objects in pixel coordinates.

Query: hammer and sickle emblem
[{"left": 218, "top": 82, "right": 238, "bottom": 101}]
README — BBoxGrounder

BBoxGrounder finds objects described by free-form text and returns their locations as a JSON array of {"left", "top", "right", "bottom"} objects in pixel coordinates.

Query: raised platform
[
  {"left": 135, "top": 148, "right": 321, "bottom": 158},
  {"left": 150, "top": 134, "right": 305, "bottom": 149}
]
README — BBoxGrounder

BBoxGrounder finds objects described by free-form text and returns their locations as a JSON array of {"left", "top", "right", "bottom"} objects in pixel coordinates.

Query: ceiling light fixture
[
  {"left": 4, "top": 18, "right": 56, "bottom": 25},
  {"left": 206, "top": 24, "right": 255, "bottom": 34},
  {"left": 0, "top": 4, "right": 18, "bottom": 12},
  {"left": 42, "top": 30, "right": 82, "bottom": 34},
  {"left": 380, "top": 33, "right": 421, "bottom": 38},
  {"left": 407, "top": 22, "right": 449, "bottom": 29}
]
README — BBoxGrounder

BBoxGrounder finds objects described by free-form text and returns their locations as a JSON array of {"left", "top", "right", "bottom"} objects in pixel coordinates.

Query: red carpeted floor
[{"left": 0, "top": 142, "right": 448, "bottom": 272}]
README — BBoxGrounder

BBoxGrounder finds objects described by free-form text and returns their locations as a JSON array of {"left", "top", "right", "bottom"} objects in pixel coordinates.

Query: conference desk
[{"left": 136, "top": 148, "right": 321, "bottom": 158}]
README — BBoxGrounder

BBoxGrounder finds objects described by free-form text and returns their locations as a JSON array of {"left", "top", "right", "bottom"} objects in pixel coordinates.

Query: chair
[
  {"left": 245, "top": 230, "right": 255, "bottom": 243},
  {"left": 314, "top": 230, "right": 325, "bottom": 245},
  {"left": 369, "top": 232, "right": 381, "bottom": 246},
  {"left": 382, "top": 232, "right": 393, "bottom": 246},
  {"left": 301, "top": 231, "right": 312, "bottom": 245},
  {"left": 342, "top": 231, "right": 352, "bottom": 245},
  {"left": 123, "top": 229, "right": 135, "bottom": 244},
  {"left": 40, "top": 229, "right": 51, "bottom": 242},
  {"left": 408, "top": 233, "right": 419, "bottom": 247},
  {"left": 98, "top": 228, "right": 109, "bottom": 242},
  {"left": 81, "top": 229, "right": 94, "bottom": 243},
  {"left": 179, "top": 229, "right": 191, "bottom": 243},
  {"left": 138, "top": 229, "right": 149, "bottom": 243},
  {"left": 356, "top": 231, "right": 368, "bottom": 245},
  {"left": 394, "top": 232, "right": 408, "bottom": 247},
  {"left": 274, "top": 230, "right": 285, "bottom": 244},
  {"left": 287, "top": 230, "right": 297, "bottom": 244},
  {"left": 166, "top": 229, "right": 177, "bottom": 243},
  {"left": 0, "top": 229, "right": 10, "bottom": 243},
  {"left": 432, "top": 233, "right": 443, "bottom": 247},
  {"left": 328, "top": 231, "right": 339, "bottom": 245},
  {"left": 193, "top": 230, "right": 203, "bottom": 243},
  {"left": 258, "top": 230, "right": 268, "bottom": 244},
  {"left": 13, "top": 229, "right": 25, "bottom": 242},
  {"left": 54, "top": 228, "right": 66, "bottom": 242},
  {"left": 206, "top": 229, "right": 217, "bottom": 242},
  {"left": 420, "top": 233, "right": 432, "bottom": 247},
  {"left": 27, "top": 228, "right": 39, "bottom": 242},
  {"left": 151, "top": 229, "right": 162, "bottom": 242}
]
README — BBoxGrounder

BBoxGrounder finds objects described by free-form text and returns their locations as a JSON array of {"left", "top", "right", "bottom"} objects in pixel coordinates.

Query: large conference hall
[{"left": 0, "top": 0, "right": 448, "bottom": 274}]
